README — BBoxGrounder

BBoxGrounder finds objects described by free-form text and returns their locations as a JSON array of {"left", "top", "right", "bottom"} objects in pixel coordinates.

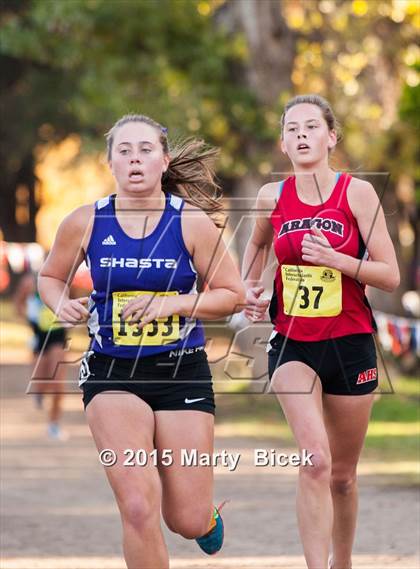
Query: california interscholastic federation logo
[
  {"left": 321, "top": 269, "right": 335, "bottom": 282},
  {"left": 356, "top": 368, "right": 377, "bottom": 384}
]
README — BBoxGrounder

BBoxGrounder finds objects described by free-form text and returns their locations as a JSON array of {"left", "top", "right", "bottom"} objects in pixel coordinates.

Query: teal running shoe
[{"left": 196, "top": 502, "right": 226, "bottom": 555}]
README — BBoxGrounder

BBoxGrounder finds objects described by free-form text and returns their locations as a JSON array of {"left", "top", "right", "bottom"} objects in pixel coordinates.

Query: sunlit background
[{"left": 1, "top": 2, "right": 419, "bottom": 567}]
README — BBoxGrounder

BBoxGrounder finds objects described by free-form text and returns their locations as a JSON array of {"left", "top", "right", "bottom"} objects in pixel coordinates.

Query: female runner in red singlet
[{"left": 242, "top": 95, "right": 399, "bottom": 569}]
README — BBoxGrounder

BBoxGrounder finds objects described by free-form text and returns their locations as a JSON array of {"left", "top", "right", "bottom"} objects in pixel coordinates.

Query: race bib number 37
[
  {"left": 281, "top": 265, "right": 342, "bottom": 317},
  {"left": 112, "top": 291, "right": 180, "bottom": 346}
]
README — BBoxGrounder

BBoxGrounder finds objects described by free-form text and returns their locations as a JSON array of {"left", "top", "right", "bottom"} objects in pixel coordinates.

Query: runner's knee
[
  {"left": 118, "top": 491, "right": 160, "bottom": 532},
  {"left": 331, "top": 472, "right": 357, "bottom": 496},
  {"left": 300, "top": 446, "right": 331, "bottom": 482},
  {"left": 164, "top": 505, "right": 212, "bottom": 539}
]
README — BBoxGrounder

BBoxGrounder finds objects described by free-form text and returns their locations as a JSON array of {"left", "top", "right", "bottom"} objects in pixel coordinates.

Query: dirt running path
[{"left": 1, "top": 363, "right": 419, "bottom": 569}]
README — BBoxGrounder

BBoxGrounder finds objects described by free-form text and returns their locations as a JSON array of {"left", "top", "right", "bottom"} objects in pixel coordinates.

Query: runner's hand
[
  {"left": 301, "top": 226, "right": 338, "bottom": 266},
  {"left": 56, "top": 297, "right": 90, "bottom": 327},
  {"left": 122, "top": 294, "right": 177, "bottom": 328},
  {"left": 244, "top": 286, "right": 270, "bottom": 322}
]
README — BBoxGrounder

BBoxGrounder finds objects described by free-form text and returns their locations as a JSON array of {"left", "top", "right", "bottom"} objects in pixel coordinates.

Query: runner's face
[
  {"left": 281, "top": 103, "right": 336, "bottom": 167},
  {"left": 109, "top": 122, "right": 169, "bottom": 194}
]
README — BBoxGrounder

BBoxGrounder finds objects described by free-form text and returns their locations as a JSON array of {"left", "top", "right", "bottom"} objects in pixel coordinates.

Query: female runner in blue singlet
[{"left": 39, "top": 115, "right": 245, "bottom": 568}]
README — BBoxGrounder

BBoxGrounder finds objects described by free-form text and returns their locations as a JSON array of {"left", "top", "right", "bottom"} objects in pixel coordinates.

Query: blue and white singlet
[{"left": 85, "top": 193, "right": 205, "bottom": 358}]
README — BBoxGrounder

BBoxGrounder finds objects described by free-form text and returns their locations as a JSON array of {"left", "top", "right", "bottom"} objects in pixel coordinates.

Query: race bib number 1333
[
  {"left": 112, "top": 291, "right": 180, "bottom": 346},
  {"left": 281, "top": 265, "right": 342, "bottom": 317}
]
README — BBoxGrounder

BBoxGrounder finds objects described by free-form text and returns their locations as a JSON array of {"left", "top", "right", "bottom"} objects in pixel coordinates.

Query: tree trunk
[
  {"left": 215, "top": 1, "right": 295, "bottom": 384},
  {"left": 217, "top": 0, "right": 295, "bottom": 255},
  {"left": 0, "top": 152, "right": 38, "bottom": 243}
]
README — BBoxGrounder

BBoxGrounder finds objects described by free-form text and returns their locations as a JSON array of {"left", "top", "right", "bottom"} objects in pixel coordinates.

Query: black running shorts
[
  {"left": 268, "top": 333, "right": 378, "bottom": 396},
  {"left": 30, "top": 323, "right": 67, "bottom": 354},
  {"left": 79, "top": 347, "right": 215, "bottom": 414}
]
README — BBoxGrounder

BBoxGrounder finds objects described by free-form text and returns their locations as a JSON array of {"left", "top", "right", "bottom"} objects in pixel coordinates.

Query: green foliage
[
  {"left": 1, "top": 0, "right": 267, "bottom": 177},
  {"left": 398, "top": 62, "right": 420, "bottom": 193},
  {"left": 2, "top": 0, "right": 419, "bottom": 177},
  {"left": 281, "top": 0, "right": 419, "bottom": 177},
  {"left": 1, "top": 0, "right": 418, "bottom": 243},
  {"left": 400, "top": 63, "right": 420, "bottom": 123}
]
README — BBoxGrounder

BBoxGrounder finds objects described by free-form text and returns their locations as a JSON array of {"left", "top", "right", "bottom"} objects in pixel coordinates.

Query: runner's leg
[
  {"left": 271, "top": 361, "right": 332, "bottom": 569},
  {"left": 154, "top": 410, "right": 215, "bottom": 539},
  {"left": 31, "top": 340, "right": 49, "bottom": 400},
  {"left": 45, "top": 343, "right": 66, "bottom": 425},
  {"left": 323, "top": 393, "right": 374, "bottom": 569},
  {"left": 86, "top": 392, "right": 169, "bottom": 569}
]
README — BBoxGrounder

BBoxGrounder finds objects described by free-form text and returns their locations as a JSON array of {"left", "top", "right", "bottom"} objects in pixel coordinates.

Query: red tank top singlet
[{"left": 269, "top": 172, "right": 375, "bottom": 341}]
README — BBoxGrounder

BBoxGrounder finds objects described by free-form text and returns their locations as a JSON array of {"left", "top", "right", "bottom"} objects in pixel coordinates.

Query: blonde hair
[{"left": 106, "top": 114, "right": 223, "bottom": 226}]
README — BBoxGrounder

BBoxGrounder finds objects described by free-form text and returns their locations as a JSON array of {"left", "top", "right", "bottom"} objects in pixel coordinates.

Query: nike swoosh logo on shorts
[{"left": 184, "top": 397, "right": 206, "bottom": 404}]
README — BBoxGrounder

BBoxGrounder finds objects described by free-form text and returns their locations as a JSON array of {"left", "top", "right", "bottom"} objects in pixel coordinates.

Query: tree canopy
[{"left": 1, "top": 0, "right": 418, "bottom": 271}]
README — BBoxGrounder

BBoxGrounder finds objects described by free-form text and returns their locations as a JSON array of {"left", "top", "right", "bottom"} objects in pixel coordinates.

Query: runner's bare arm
[
  {"left": 179, "top": 207, "right": 246, "bottom": 319},
  {"left": 303, "top": 180, "right": 400, "bottom": 292},
  {"left": 38, "top": 205, "right": 94, "bottom": 324},
  {"left": 241, "top": 184, "right": 277, "bottom": 320},
  {"left": 343, "top": 181, "right": 400, "bottom": 290},
  {"left": 241, "top": 183, "right": 276, "bottom": 287}
]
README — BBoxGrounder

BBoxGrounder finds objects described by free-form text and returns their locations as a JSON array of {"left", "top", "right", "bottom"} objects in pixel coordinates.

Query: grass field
[{"left": 215, "top": 375, "right": 419, "bottom": 461}]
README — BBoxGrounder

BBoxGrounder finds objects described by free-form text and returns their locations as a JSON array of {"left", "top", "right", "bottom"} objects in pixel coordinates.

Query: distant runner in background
[{"left": 14, "top": 269, "right": 67, "bottom": 440}]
